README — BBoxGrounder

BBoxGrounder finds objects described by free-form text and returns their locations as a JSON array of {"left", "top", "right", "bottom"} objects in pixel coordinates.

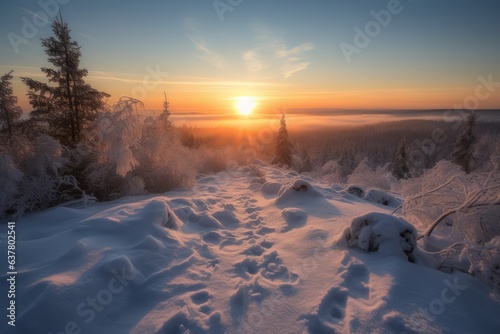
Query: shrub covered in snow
[
  {"left": 347, "top": 159, "right": 393, "bottom": 190},
  {"left": 318, "top": 160, "right": 343, "bottom": 184},
  {"left": 399, "top": 160, "right": 500, "bottom": 242},
  {"left": 460, "top": 237, "right": 500, "bottom": 293},
  {"left": 336, "top": 212, "right": 419, "bottom": 262},
  {"left": 8, "top": 135, "right": 82, "bottom": 216},
  {"left": 0, "top": 153, "right": 23, "bottom": 215}
]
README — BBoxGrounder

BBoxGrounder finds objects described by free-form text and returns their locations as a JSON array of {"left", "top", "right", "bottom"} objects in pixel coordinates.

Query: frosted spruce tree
[
  {"left": 22, "top": 14, "right": 109, "bottom": 144},
  {"left": 158, "top": 92, "right": 173, "bottom": 131},
  {"left": 391, "top": 136, "right": 411, "bottom": 180},
  {"left": 272, "top": 113, "right": 293, "bottom": 167},
  {"left": 0, "top": 71, "right": 22, "bottom": 138},
  {"left": 451, "top": 112, "right": 478, "bottom": 174}
]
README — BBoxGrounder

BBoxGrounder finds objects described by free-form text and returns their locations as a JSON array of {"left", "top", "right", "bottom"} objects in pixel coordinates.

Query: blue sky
[{"left": 1, "top": 0, "right": 499, "bottom": 112}]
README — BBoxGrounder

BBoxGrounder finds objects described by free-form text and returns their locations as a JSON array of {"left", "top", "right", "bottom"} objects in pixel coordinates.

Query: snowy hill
[{"left": 2, "top": 163, "right": 499, "bottom": 334}]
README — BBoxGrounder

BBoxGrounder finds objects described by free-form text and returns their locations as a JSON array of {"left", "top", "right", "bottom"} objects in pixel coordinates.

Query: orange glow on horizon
[{"left": 11, "top": 75, "right": 500, "bottom": 114}]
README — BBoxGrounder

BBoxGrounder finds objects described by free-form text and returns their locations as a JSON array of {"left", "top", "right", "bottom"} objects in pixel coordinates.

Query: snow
[
  {"left": 335, "top": 212, "right": 418, "bottom": 262},
  {"left": 362, "top": 188, "right": 402, "bottom": 208},
  {"left": 1, "top": 163, "right": 499, "bottom": 333},
  {"left": 345, "top": 185, "right": 364, "bottom": 198}
]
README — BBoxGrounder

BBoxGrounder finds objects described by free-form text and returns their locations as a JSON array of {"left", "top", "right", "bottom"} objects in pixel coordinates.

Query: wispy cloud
[
  {"left": 0, "top": 65, "right": 46, "bottom": 78},
  {"left": 78, "top": 33, "right": 99, "bottom": 43},
  {"left": 276, "top": 42, "right": 315, "bottom": 58},
  {"left": 243, "top": 50, "right": 265, "bottom": 72},
  {"left": 187, "top": 36, "right": 225, "bottom": 69},
  {"left": 243, "top": 27, "right": 315, "bottom": 79},
  {"left": 87, "top": 70, "right": 290, "bottom": 88},
  {"left": 282, "top": 61, "right": 311, "bottom": 79},
  {"left": 0, "top": 65, "right": 289, "bottom": 91}
]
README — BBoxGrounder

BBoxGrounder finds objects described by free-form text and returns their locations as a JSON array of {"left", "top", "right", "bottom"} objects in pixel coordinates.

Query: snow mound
[
  {"left": 281, "top": 208, "right": 308, "bottom": 232},
  {"left": 336, "top": 212, "right": 418, "bottom": 262},
  {"left": 363, "top": 188, "right": 402, "bottom": 207},
  {"left": 276, "top": 179, "right": 323, "bottom": 205},
  {"left": 173, "top": 206, "right": 224, "bottom": 231},
  {"left": 345, "top": 185, "right": 364, "bottom": 198}
]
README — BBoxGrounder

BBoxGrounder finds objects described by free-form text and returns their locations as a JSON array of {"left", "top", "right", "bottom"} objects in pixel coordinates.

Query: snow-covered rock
[
  {"left": 336, "top": 212, "right": 418, "bottom": 262},
  {"left": 345, "top": 185, "right": 364, "bottom": 198},
  {"left": 276, "top": 179, "right": 323, "bottom": 205}
]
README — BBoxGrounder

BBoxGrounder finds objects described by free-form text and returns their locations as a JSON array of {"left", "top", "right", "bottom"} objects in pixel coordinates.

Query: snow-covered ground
[{"left": 1, "top": 163, "right": 499, "bottom": 334}]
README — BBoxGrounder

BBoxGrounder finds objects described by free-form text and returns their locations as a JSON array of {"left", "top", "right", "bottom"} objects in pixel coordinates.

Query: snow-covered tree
[
  {"left": 272, "top": 113, "right": 292, "bottom": 167},
  {"left": 460, "top": 236, "right": 500, "bottom": 293},
  {"left": 451, "top": 112, "right": 478, "bottom": 174},
  {"left": 22, "top": 14, "right": 109, "bottom": 144},
  {"left": 93, "top": 97, "right": 142, "bottom": 177},
  {"left": 0, "top": 153, "right": 23, "bottom": 215},
  {"left": 84, "top": 97, "right": 144, "bottom": 199},
  {"left": 0, "top": 71, "right": 22, "bottom": 138},
  {"left": 158, "top": 92, "right": 173, "bottom": 131},
  {"left": 391, "top": 136, "right": 411, "bottom": 180},
  {"left": 398, "top": 160, "right": 500, "bottom": 240},
  {"left": 137, "top": 109, "right": 198, "bottom": 193}
]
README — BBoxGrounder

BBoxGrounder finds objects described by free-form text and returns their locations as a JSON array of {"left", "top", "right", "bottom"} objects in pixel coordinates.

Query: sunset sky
[{"left": 1, "top": 0, "right": 499, "bottom": 115}]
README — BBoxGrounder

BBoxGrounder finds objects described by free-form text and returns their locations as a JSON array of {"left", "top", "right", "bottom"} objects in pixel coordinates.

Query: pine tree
[
  {"left": 272, "top": 113, "right": 292, "bottom": 167},
  {"left": 22, "top": 14, "right": 109, "bottom": 144},
  {"left": 452, "top": 112, "right": 478, "bottom": 174},
  {"left": 158, "top": 92, "right": 173, "bottom": 131},
  {"left": 391, "top": 136, "right": 411, "bottom": 180},
  {"left": 0, "top": 71, "right": 22, "bottom": 138}
]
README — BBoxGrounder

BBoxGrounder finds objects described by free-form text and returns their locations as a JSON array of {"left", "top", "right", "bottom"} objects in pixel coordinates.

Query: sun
[{"left": 235, "top": 96, "right": 257, "bottom": 116}]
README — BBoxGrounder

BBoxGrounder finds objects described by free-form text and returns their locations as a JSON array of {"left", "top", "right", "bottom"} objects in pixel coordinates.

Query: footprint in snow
[
  {"left": 190, "top": 290, "right": 211, "bottom": 305},
  {"left": 339, "top": 262, "right": 370, "bottom": 299},
  {"left": 248, "top": 212, "right": 260, "bottom": 220},
  {"left": 245, "top": 206, "right": 262, "bottom": 214},
  {"left": 318, "top": 287, "right": 348, "bottom": 321},
  {"left": 259, "top": 240, "right": 274, "bottom": 249},
  {"left": 301, "top": 287, "right": 349, "bottom": 333},
  {"left": 228, "top": 250, "right": 298, "bottom": 284},
  {"left": 242, "top": 244, "right": 265, "bottom": 256},
  {"left": 256, "top": 227, "right": 275, "bottom": 235},
  {"left": 202, "top": 231, "right": 222, "bottom": 245}
]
